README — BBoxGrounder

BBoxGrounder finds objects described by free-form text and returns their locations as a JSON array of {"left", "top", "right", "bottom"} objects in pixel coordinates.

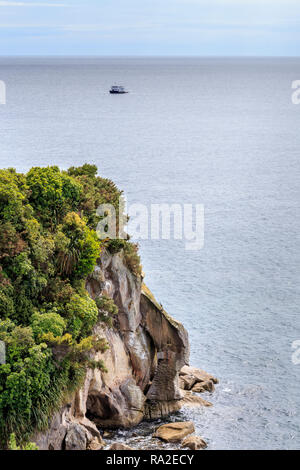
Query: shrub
[
  {"left": 0, "top": 222, "right": 27, "bottom": 260},
  {"left": 65, "top": 294, "right": 98, "bottom": 339},
  {"left": 74, "top": 336, "right": 109, "bottom": 355},
  {"left": 123, "top": 242, "right": 142, "bottom": 277},
  {"left": 0, "top": 285, "right": 15, "bottom": 318},
  {"left": 96, "top": 295, "right": 118, "bottom": 316},
  {"left": 8, "top": 433, "right": 38, "bottom": 450},
  {"left": 87, "top": 360, "right": 108, "bottom": 373},
  {"left": 30, "top": 312, "right": 66, "bottom": 340},
  {"left": 95, "top": 295, "right": 118, "bottom": 327},
  {"left": 67, "top": 164, "right": 123, "bottom": 229},
  {"left": 0, "top": 343, "right": 56, "bottom": 443},
  {"left": 42, "top": 279, "right": 74, "bottom": 305},
  {"left": 0, "top": 170, "right": 25, "bottom": 227},
  {"left": 67, "top": 163, "right": 98, "bottom": 179},
  {"left": 106, "top": 238, "right": 127, "bottom": 254},
  {"left": 57, "top": 212, "right": 101, "bottom": 279},
  {"left": 5, "top": 326, "right": 35, "bottom": 361},
  {"left": 77, "top": 228, "right": 101, "bottom": 278},
  {"left": 26, "top": 166, "right": 82, "bottom": 226}
]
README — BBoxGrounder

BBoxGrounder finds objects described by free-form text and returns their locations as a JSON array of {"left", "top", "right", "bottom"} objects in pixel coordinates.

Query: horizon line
[{"left": 0, "top": 54, "right": 300, "bottom": 58}]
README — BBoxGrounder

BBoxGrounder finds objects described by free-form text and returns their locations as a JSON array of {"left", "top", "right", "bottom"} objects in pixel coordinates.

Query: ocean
[{"left": 0, "top": 57, "right": 299, "bottom": 449}]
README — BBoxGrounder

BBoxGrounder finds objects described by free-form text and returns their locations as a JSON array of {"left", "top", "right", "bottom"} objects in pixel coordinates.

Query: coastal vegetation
[
  {"left": 0, "top": 164, "right": 141, "bottom": 448},
  {"left": 95, "top": 295, "right": 119, "bottom": 328}
]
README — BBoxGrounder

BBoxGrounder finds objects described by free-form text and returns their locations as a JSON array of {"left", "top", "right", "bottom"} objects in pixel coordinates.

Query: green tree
[
  {"left": 30, "top": 312, "right": 66, "bottom": 340},
  {"left": 26, "top": 166, "right": 82, "bottom": 226},
  {"left": 57, "top": 212, "right": 101, "bottom": 279},
  {"left": 67, "top": 163, "right": 98, "bottom": 179},
  {"left": 65, "top": 294, "right": 98, "bottom": 339},
  {"left": 0, "top": 170, "right": 25, "bottom": 227}
]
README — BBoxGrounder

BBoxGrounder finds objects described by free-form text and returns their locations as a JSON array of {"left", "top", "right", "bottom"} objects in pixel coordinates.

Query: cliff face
[{"left": 35, "top": 249, "right": 190, "bottom": 450}]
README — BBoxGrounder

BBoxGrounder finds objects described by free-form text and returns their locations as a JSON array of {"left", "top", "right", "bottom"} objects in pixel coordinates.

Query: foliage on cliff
[
  {"left": 96, "top": 295, "right": 119, "bottom": 328},
  {"left": 0, "top": 164, "right": 138, "bottom": 448}
]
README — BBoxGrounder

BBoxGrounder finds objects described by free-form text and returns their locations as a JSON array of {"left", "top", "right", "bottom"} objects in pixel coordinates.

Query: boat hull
[{"left": 109, "top": 90, "right": 128, "bottom": 94}]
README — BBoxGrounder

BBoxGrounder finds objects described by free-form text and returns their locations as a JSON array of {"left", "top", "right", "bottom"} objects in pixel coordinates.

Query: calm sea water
[{"left": 0, "top": 57, "right": 299, "bottom": 449}]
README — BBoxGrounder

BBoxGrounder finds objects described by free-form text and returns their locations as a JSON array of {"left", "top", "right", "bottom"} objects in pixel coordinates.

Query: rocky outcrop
[
  {"left": 35, "top": 249, "right": 191, "bottom": 449},
  {"left": 34, "top": 249, "right": 216, "bottom": 450},
  {"left": 179, "top": 366, "right": 218, "bottom": 393},
  {"left": 83, "top": 250, "right": 190, "bottom": 428},
  {"left": 141, "top": 285, "right": 189, "bottom": 399},
  {"left": 153, "top": 422, "right": 195, "bottom": 443},
  {"left": 34, "top": 405, "right": 104, "bottom": 451}
]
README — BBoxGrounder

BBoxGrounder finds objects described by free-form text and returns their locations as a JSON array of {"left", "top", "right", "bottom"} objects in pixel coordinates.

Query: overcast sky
[{"left": 0, "top": 0, "right": 299, "bottom": 56}]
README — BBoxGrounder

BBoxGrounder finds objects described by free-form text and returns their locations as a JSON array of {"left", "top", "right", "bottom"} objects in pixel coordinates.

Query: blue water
[{"left": 0, "top": 57, "right": 299, "bottom": 449}]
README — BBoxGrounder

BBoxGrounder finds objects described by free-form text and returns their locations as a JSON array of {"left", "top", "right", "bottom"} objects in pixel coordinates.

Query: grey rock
[{"left": 65, "top": 423, "right": 90, "bottom": 451}]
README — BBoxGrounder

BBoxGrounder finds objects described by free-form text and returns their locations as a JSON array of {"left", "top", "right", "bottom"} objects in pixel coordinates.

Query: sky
[{"left": 0, "top": 0, "right": 300, "bottom": 56}]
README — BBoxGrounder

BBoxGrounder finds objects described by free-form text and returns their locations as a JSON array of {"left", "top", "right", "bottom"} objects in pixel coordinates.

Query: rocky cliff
[{"left": 34, "top": 248, "right": 193, "bottom": 450}]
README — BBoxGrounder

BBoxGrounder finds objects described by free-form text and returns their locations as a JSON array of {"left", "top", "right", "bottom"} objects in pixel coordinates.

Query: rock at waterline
[
  {"left": 192, "top": 380, "right": 214, "bottom": 393},
  {"left": 179, "top": 365, "right": 218, "bottom": 393},
  {"left": 180, "top": 390, "right": 212, "bottom": 407},
  {"left": 87, "top": 437, "right": 105, "bottom": 451},
  {"left": 108, "top": 443, "right": 135, "bottom": 450},
  {"left": 181, "top": 435, "right": 207, "bottom": 450},
  {"left": 153, "top": 421, "right": 195, "bottom": 443},
  {"left": 180, "top": 365, "right": 218, "bottom": 384}
]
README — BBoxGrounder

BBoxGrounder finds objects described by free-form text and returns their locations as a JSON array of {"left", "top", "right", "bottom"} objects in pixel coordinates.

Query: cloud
[{"left": 0, "top": 1, "right": 66, "bottom": 6}]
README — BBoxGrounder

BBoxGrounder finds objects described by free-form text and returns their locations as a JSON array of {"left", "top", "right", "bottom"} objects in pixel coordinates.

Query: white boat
[{"left": 109, "top": 85, "right": 128, "bottom": 94}]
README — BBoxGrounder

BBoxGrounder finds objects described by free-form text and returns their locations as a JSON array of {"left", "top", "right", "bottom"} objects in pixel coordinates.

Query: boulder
[
  {"left": 180, "top": 366, "right": 218, "bottom": 384},
  {"left": 65, "top": 423, "right": 91, "bottom": 450},
  {"left": 180, "top": 374, "right": 197, "bottom": 390},
  {"left": 180, "top": 391, "right": 212, "bottom": 407},
  {"left": 87, "top": 437, "right": 105, "bottom": 451},
  {"left": 109, "top": 443, "right": 134, "bottom": 450},
  {"left": 181, "top": 436, "right": 207, "bottom": 450},
  {"left": 179, "top": 366, "right": 217, "bottom": 394},
  {"left": 153, "top": 422, "right": 195, "bottom": 443},
  {"left": 192, "top": 380, "right": 214, "bottom": 393},
  {"left": 78, "top": 416, "right": 102, "bottom": 439}
]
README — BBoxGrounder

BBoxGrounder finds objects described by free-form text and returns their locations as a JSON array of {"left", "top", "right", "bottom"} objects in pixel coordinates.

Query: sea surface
[{"left": 0, "top": 57, "right": 299, "bottom": 450}]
